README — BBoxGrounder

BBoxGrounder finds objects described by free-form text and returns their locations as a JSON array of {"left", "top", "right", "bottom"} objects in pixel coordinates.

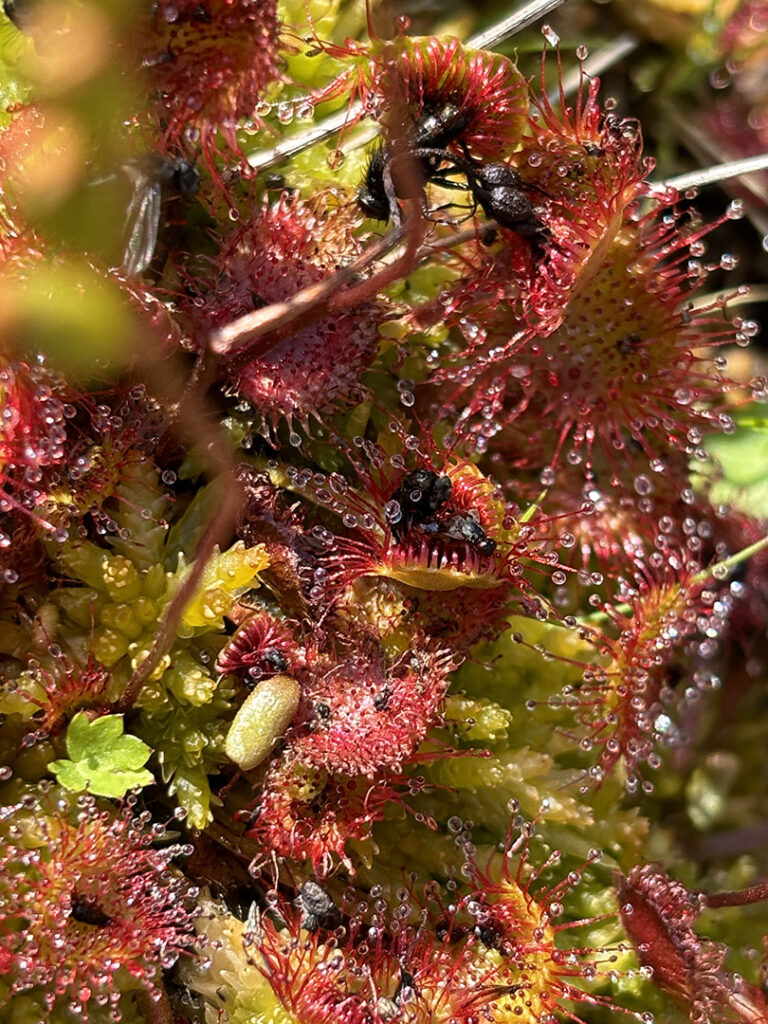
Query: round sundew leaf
[
  {"left": 377, "top": 562, "right": 503, "bottom": 591},
  {"left": 395, "top": 35, "right": 529, "bottom": 160}
]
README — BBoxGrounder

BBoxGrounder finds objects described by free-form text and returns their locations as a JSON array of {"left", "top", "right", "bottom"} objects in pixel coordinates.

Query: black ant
[
  {"left": 358, "top": 110, "right": 548, "bottom": 256},
  {"left": 465, "top": 161, "right": 550, "bottom": 257},
  {"left": 409, "top": 149, "right": 549, "bottom": 256}
]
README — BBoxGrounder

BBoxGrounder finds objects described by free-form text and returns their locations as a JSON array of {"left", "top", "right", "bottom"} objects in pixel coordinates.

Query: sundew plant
[{"left": 1, "top": 0, "right": 768, "bottom": 1021}]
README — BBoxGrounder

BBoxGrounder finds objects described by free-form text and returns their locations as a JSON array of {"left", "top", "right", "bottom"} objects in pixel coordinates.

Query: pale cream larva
[{"left": 224, "top": 674, "right": 301, "bottom": 771}]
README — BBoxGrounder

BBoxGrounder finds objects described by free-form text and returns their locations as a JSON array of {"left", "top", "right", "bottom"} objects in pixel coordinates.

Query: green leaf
[
  {"left": 66, "top": 711, "right": 124, "bottom": 762},
  {"left": 49, "top": 712, "right": 155, "bottom": 798},
  {"left": 106, "top": 733, "right": 155, "bottom": 771},
  {"left": 48, "top": 759, "right": 89, "bottom": 793}
]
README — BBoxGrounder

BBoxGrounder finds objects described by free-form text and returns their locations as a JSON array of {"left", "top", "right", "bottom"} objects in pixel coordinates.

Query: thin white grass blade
[
  {"left": 247, "top": 104, "right": 367, "bottom": 172},
  {"left": 468, "top": 0, "right": 568, "bottom": 50},
  {"left": 650, "top": 152, "right": 768, "bottom": 193}
]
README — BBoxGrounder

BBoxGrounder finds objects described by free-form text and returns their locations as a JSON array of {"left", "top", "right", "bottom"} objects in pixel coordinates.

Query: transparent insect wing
[{"left": 122, "top": 177, "right": 163, "bottom": 277}]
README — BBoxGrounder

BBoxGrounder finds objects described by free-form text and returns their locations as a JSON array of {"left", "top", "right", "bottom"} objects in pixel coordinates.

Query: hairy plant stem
[
  {"left": 702, "top": 879, "right": 768, "bottom": 908},
  {"left": 115, "top": 348, "right": 244, "bottom": 713},
  {"left": 209, "top": 223, "right": 405, "bottom": 357}
]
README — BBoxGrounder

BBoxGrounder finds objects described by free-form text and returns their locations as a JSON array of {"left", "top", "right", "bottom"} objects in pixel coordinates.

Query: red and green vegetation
[{"left": 1, "top": 0, "right": 768, "bottom": 1021}]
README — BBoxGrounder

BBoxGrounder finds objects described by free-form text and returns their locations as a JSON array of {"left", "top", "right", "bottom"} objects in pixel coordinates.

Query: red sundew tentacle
[
  {"left": 245, "top": 844, "right": 632, "bottom": 1024},
  {"left": 179, "top": 192, "right": 381, "bottom": 437},
  {"left": 617, "top": 864, "right": 768, "bottom": 1023},
  {"left": 0, "top": 792, "right": 198, "bottom": 1018},
  {"left": 455, "top": 814, "right": 638, "bottom": 1023},
  {"left": 438, "top": 193, "right": 745, "bottom": 476},
  {"left": 245, "top": 885, "right": 509, "bottom": 1024},
  {"left": 515, "top": 546, "right": 735, "bottom": 790},
  {"left": 317, "top": 32, "right": 528, "bottom": 153},
  {"left": 423, "top": 55, "right": 726, "bottom": 474},
  {"left": 216, "top": 610, "right": 298, "bottom": 679},
  {"left": 292, "top": 0, "right": 378, "bottom": 115},
  {"left": 0, "top": 359, "right": 70, "bottom": 477},
  {"left": 286, "top": 643, "right": 456, "bottom": 778},
  {"left": 309, "top": 33, "right": 528, "bottom": 159},
  {"left": 243, "top": 761, "right": 425, "bottom": 875},
  {"left": 0, "top": 357, "right": 78, "bottom": 546},
  {"left": 299, "top": 432, "right": 572, "bottom": 629},
  {"left": 588, "top": 560, "right": 730, "bottom": 788},
  {"left": 394, "top": 36, "right": 529, "bottom": 160},
  {"left": 13, "top": 645, "right": 111, "bottom": 735},
  {"left": 134, "top": 0, "right": 282, "bottom": 161},
  {"left": 523, "top": 67, "right": 650, "bottom": 216}
]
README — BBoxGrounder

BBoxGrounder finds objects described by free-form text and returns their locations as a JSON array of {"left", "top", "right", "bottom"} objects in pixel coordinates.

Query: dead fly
[
  {"left": 358, "top": 126, "right": 548, "bottom": 256},
  {"left": 388, "top": 468, "right": 453, "bottom": 539},
  {"left": 425, "top": 512, "right": 497, "bottom": 556},
  {"left": 70, "top": 895, "right": 112, "bottom": 928},
  {"left": 296, "top": 880, "right": 342, "bottom": 932},
  {"left": 358, "top": 103, "right": 471, "bottom": 227},
  {"left": 120, "top": 154, "right": 200, "bottom": 276}
]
